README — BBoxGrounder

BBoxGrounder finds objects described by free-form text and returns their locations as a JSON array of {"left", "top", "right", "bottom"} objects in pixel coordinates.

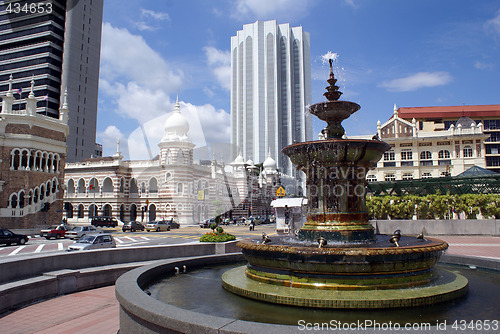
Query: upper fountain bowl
[{"left": 309, "top": 100, "right": 360, "bottom": 123}]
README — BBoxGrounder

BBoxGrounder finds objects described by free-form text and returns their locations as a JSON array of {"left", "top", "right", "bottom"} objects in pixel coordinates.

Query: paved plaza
[{"left": 1, "top": 235, "right": 499, "bottom": 334}]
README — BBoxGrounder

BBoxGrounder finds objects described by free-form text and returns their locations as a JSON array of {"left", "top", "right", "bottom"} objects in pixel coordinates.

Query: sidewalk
[{"left": 1, "top": 236, "right": 499, "bottom": 334}]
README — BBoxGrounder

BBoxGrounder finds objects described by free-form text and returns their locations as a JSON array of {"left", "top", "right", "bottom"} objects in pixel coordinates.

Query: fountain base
[{"left": 222, "top": 265, "right": 468, "bottom": 309}]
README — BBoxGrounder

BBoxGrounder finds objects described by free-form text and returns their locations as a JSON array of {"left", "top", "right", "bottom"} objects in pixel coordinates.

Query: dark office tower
[{"left": 0, "top": 0, "right": 103, "bottom": 162}]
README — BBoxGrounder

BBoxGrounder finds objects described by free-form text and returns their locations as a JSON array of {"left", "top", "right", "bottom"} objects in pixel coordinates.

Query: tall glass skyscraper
[
  {"left": 230, "top": 20, "right": 312, "bottom": 177},
  {"left": 0, "top": 0, "right": 103, "bottom": 162}
]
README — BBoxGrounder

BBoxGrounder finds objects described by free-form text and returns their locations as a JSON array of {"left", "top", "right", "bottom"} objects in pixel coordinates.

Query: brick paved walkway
[{"left": 1, "top": 236, "right": 498, "bottom": 334}]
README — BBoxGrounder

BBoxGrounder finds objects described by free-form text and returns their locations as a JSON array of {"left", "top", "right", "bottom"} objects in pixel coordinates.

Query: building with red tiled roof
[{"left": 396, "top": 104, "right": 500, "bottom": 172}]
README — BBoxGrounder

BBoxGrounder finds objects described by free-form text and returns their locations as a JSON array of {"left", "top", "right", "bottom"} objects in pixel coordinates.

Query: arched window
[
  {"left": 89, "top": 178, "right": 99, "bottom": 193},
  {"left": 120, "top": 204, "right": 125, "bottom": 221},
  {"left": 463, "top": 146, "right": 473, "bottom": 158},
  {"left": 40, "top": 185, "right": 45, "bottom": 200},
  {"left": 34, "top": 188, "right": 39, "bottom": 203},
  {"left": 65, "top": 202, "right": 74, "bottom": 218},
  {"left": 88, "top": 204, "right": 98, "bottom": 218},
  {"left": 28, "top": 190, "right": 33, "bottom": 205},
  {"left": 149, "top": 178, "right": 158, "bottom": 193},
  {"left": 140, "top": 182, "right": 146, "bottom": 194},
  {"left": 78, "top": 178, "right": 86, "bottom": 193},
  {"left": 103, "top": 204, "right": 112, "bottom": 217},
  {"left": 19, "top": 191, "right": 25, "bottom": 208},
  {"left": 45, "top": 181, "right": 51, "bottom": 196},
  {"left": 420, "top": 151, "right": 431, "bottom": 160},
  {"left": 130, "top": 204, "right": 137, "bottom": 221},
  {"left": 129, "top": 178, "right": 138, "bottom": 193},
  {"left": 21, "top": 149, "right": 29, "bottom": 169},
  {"left": 149, "top": 204, "right": 156, "bottom": 221},
  {"left": 119, "top": 178, "right": 124, "bottom": 193},
  {"left": 9, "top": 194, "right": 18, "bottom": 208},
  {"left": 177, "top": 150, "right": 185, "bottom": 164},
  {"left": 68, "top": 179, "right": 75, "bottom": 194},
  {"left": 11, "top": 149, "right": 20, "bottom": 170},
  {"left": 52, "top": 178, "right": 58, "bottom": 193},
  {"left": 35, "top": 151, "right": 41, "bottom": 171},
  {"left": 77, "top": 204, "right": 84, "bottom": 218},
  {"left": 438, "top": 150, "right": 451, "bottom": 159},
  {"left": 103, "top": 177, "right": 113, "bottom": 193}
]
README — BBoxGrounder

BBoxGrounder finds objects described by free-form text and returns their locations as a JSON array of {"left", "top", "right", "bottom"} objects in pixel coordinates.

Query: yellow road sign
[{"left": 276, "top": 186, "right": 285, "bottom": 197}]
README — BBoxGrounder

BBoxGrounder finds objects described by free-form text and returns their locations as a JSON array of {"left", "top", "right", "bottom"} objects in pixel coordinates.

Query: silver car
[
  {"left": 66, "top": 226, "right": 99, "bottom": 240},
  {"left": 67, "top": 234, "right": 116, "bottom": 251}
]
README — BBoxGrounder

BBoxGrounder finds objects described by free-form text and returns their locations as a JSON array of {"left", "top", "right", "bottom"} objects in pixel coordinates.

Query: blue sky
[{"left": 97, "top": 0, "right": 500, "bottom": 161}]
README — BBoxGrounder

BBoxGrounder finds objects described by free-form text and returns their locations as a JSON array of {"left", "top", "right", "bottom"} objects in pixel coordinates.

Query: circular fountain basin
[{"left": 221, "top": 235, "right": 467, "bottom": 308}]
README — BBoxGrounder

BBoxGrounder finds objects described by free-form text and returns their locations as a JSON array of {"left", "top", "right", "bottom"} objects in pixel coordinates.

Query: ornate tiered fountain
[{"left": 222, "top": 60, "right": 468, "bottom": 308}]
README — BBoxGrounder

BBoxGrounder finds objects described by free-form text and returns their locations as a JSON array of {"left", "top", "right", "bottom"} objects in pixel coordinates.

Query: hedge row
[{"left": 366, "top": 193, "right": 500, "bottom": 220}]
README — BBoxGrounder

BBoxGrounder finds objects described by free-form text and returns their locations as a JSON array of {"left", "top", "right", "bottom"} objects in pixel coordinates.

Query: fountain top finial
[{"left": 323, "top": 60, "right": 342, "bottom": 102}]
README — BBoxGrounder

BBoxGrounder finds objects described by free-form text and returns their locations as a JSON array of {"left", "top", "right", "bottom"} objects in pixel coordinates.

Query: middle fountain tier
[{"left": 222, "top": 59, "right": 468, "bottom": 309}]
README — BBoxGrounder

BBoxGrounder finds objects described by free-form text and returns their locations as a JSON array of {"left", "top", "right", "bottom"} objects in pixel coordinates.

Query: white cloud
[
  {"left": 134, "top": 9, "right": 170, "bottom": 31},
  {"left": 485, "top": 9, "right": 500, "bottom": 39},
  {"left": 125, "top": 101, "right": 230, "bottom": 161},
  {"left": 97, "top": 126, "right": 127, "bottom": 157},
  {"left": 474, "top": 61, "right": 494, "bottom": 70},
  {"left": 100, "top": 23, "right": 183, "bottom": 91},
  {"left": 379, "top": 72, "right": 452, "bottom": 92},
  {"left": 232, "top": 0, "right": 315, "bottom": 20},
  {"left": 99, "top": 23, "right": 231, "bottom": 158},
  {"left": 141, "top": 9, "right": 170, "bottom": 21},
  {"left": 203, "top": 46, "right": 231, "bottom": 90}
]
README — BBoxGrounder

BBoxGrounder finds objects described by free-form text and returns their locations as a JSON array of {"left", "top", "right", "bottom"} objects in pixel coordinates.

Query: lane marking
[
  {"left": 8, "top": 246, "right": 26, "bottom": 256},
  {"left": 58, "top": 243, "right": 64, "bottom": 251},
  {"left": 34, "top": 244, "right": 45, "bottom": 253},
  {"left": 114, "top": 237, "right": 124, "bottom": 244},
  {"left": 140, "top": 236, "right": 150, "bottom": 240},
  {"left": 123, "top": 236, "right": 137, "bottom": 242},
  {"left": 116, "top": 242, "right": 148, "bottom": 247}
]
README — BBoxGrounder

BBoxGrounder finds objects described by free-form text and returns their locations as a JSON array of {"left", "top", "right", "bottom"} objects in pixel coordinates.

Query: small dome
[
  {"left": 162, "top": 99, "right": 190, "bottom": 142},
  {"left": 246, "top": 159, "right": 254, "bottom": 166},
  {"left": 263, "top": 153, "right": 277, "bottom": 170},
  {"left": 230, "top": 152, "right": 246, "bottom": 166},
  {"left": 455, "top": 116, "right": 476, "bottom": 128}
]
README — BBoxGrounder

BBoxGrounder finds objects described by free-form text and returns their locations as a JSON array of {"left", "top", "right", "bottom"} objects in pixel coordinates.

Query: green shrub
[
  {"left": 216, "top": 226, "right": 224, "bottom": 234},
  {"left": 209, "top": 223, "right": 217, "bottom": 230},
  {"left": 199, "top": 232, "right": 236, "bottom": 242}
]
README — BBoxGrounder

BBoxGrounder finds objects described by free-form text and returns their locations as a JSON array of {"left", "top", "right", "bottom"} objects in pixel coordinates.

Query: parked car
[
  {"left": 145, "top": 221, "right": 170, "bottom": 232},
  {"left": 199, "top": 218, "right": 216, "bottom": 228},
  {"left": 66, "top": 226, "right": 100, "bottom": 240},
  {"left": 0, "top": 228, "right": 29, "bottom": 246},
  {"left": 67, "top": 234, "right": 116, "bottom": 251},
  {"left": 165, "top": 219, "right": 180, "bottom": 229},
  {"left": 91, "top": 216, "right": 119, "bottom": 228},
  {"left": 122, "top": 221, "right": 144, "bottom": 232},
  {"left": 40, "top": 225, "right": 70, "bottom": 239}
]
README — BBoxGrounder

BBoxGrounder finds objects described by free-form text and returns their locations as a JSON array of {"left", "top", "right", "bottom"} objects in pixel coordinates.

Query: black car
[
  {"left": 122, "top": 221, "right": 145, "bottom": 232},
  {"left": 0, "top": 228, "right": 29, "bottom": 246},
  {"left": 91, "top": 216, "right": 118, "bottom": 228},
  {"left": 165, "top": 219, "right": 180, "bottom": 229}
]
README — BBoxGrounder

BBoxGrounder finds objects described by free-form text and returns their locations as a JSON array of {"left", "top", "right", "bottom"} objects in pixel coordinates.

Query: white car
[
  {"left": 65, "top": 226, "right": 100, "bottom": 240},
  {"left": 67, "top": 234, "right": 116, "bottom": 251}
]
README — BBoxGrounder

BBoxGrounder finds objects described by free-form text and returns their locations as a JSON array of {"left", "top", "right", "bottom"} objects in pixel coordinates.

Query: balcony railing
[
  {"left": 438, "top": 160, "right": 451, "bottom": 166},
  {"left": 420, "top": 160, "right": 433, "bottom": 166},
  {"left": 383, "top": 162, "right": 396, "bottom": 167},
  {"left": 401, "top": 161, "right": 414, "bottom": 167}
]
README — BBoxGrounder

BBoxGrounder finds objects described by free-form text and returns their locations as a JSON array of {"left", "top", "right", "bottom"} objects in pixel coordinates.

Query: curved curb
[{"left": 116, "top": 253, "right": 500, "bottom": 334}]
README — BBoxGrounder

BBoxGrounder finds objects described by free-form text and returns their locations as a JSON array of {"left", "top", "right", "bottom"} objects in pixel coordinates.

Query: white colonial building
[
  {"left": 64, "top": 100, "right": 286, "bottom": 225},
  {"left": 352, "top": 105, "right": 488, "bottom": 182}
]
